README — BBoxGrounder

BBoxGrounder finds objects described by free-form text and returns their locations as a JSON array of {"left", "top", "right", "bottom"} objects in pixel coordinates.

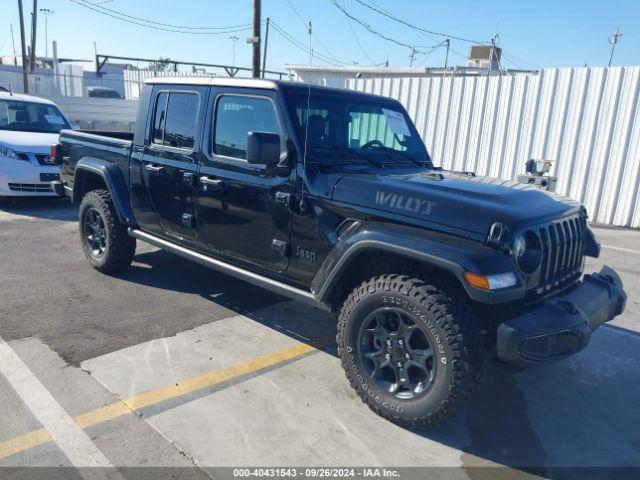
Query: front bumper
[
  {"left": 0, "top": 159, "right": 60, "bottom": 197},
  {"left": 497, "top": 266, "right": 627, "bottom": 367}
]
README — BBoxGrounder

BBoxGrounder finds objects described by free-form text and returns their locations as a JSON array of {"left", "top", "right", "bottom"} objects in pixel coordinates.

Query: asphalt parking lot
[{"left": 0, "top": 197, "right": 639, "bottom": 480}]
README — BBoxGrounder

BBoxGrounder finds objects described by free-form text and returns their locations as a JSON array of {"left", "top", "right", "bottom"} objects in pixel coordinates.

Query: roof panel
[{"left": 144, "top": 77, "right": 277, "bottom": 89}]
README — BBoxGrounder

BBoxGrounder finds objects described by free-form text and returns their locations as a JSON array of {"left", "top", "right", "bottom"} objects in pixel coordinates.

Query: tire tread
[
  {"left": 337, "top": 274, "right": 484, "bottom": 428},
  {"left": 79, "top": 189, "right": 135, "bottom": 273}
]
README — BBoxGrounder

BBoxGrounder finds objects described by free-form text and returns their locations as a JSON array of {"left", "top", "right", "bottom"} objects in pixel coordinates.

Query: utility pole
[
  {"left": 40, "top": 8, "right": 53, "bottom": 60},
  {"left": 261, "top": 16, "right": 270, "bottom": 78},
  {"left": 608, "top": 27, "right": 623, "bottom": 67},
  {"left": 29, "top": 0, "right": 38, "bottom": 71},
  {"left": 229, "top": 35, "right": 239, "bottom": 66},
  {"left": 17, "top": 0, "right": 29, "bottom": 92},
  {"left": 443, "top": 39, "right": 450, "bottom": 69},
  {"left": 489, "top": 33, "right": 500, "bottom": 73},
  {"left": 409, "top": 47, "right": 417, "bottom": 67},
  {"left": 251, "top": 0, "right": 261, "bottom": 78}
]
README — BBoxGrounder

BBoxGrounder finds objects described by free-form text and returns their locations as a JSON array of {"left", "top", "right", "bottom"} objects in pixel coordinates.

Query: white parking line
[
  {"left": 0, "top": 337, "right": 117, "bottom": 473},
  {"left": 602, "top": 244, "right": 640, "bottom": 255}
]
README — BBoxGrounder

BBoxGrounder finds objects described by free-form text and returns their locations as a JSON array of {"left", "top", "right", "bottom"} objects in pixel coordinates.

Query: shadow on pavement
[
  {"left": 420, "top": 326, "right": 640, "bottom": 479},
  {"left": 122, "top": 249, "right": 339, "bottom": 353},
  {"left": 120, "top": 249, "right": 640, "bottom": 478},
  {"left": 0, "top": 197, "right": 77, "bottom": 222},
  {"left": 121, "top": 250, "right": 288, "bottom": 316}
]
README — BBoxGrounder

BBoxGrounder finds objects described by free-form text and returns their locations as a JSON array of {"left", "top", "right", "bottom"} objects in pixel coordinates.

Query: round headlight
[{"left": 514, "top": 231, "right": 542, "bottom": 274}]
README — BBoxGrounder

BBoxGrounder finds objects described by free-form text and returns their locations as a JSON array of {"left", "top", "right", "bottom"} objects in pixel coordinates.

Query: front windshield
[
  {"left": 289, "top": 90, "right": 430, "bottom": 166},
  {"left": 0, "top": 99, "right": 71, "bottom": 133}
]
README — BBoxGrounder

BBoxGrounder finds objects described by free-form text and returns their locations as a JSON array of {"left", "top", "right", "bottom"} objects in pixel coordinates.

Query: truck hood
[
  {"left": 332, "top": 169, "right": 580, "bottom": 235},
  {"left": 0, "top": 130, "right": 59, "bottom": 153}
]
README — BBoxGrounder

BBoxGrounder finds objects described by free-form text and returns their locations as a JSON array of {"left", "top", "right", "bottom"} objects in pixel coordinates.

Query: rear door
[
  {"left": 196, "top": 88, "right": 294, "bottom": 273},
  {"left": 138, "top": 86, "right": 205, "bottom": 243}
]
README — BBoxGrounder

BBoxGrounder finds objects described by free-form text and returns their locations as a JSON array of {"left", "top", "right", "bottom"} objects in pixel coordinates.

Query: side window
[
  {"left": 214, "top": 96, "right": 280, "bottom": 160},
  {"left": 151, "top": 91, "right": 198, "bottom": 150},
  {"left": 152, "top": 92, "right": 168, "bottom": 145},
  {"left": 164, "top": 93, "right": 198, "bottom": 149}
]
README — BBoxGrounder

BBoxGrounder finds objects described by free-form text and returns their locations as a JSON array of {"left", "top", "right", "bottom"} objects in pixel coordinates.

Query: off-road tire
[
  {"left": 79, "top": 189, "right": 135, "bottom": 273},
  {"left": 337, "top": 274, "right": 484, "bottom": 427}
]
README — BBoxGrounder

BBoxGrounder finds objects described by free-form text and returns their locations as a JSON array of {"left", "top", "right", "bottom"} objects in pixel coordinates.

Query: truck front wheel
[
  {"left": 78, "top": 189, "right": 135, "bottom": 274},
  {"left": 337, "top": 274, "right": 484, "bottom": 427}
]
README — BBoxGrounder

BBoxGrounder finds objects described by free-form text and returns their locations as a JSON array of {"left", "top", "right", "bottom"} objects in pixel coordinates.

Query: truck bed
[{"left": 58, "top": 129, "right": 134, "bottom": 194}]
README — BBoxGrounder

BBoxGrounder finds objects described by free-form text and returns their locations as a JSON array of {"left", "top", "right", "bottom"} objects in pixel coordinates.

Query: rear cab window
[
  {"left": 213, "top": 95, "right": 280, "bottom": 161},
  {"left": 151, "top": 91, "right": 199, "bottom": 151}
]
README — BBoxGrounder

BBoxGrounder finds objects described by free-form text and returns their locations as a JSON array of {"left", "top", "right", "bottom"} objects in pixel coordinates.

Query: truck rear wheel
[
  {"left": 337, "top": 274, "right": 484, "bottom": 427},
  {"left": 79, "top": 189, "right": 135, "bottom": 274}
]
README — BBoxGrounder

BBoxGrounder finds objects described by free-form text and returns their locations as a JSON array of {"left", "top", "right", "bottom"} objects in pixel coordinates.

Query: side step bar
[{"left": 128, "top": 229, "right": 323, "bottom": 310}]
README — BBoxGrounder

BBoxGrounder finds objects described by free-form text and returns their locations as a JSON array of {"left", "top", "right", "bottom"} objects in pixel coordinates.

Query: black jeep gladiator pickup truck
[{"left": 51, "top": 77, "right": 626, "bottom": 427}]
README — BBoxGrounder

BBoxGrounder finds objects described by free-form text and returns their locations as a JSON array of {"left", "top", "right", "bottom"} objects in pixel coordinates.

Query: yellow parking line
[
  {"left": 0, "top": 343, "right": 316, "bottom": 460},
  {"left": 0, "top": 429, "right": 52, "bottom": 460}
]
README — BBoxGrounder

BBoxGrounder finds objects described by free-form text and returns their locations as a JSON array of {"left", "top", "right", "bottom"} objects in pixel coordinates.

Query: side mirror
[{"left": 246, "top": 131, "right": 281, "bottom": 167}]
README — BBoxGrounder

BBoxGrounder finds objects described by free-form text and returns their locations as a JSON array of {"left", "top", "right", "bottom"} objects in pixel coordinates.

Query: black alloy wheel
[
  {"left": 83, "top": 207, "right": 107, "bottom": 258},
  {"left": 358, "top": 307, "right": 435, "bottom": 399}
]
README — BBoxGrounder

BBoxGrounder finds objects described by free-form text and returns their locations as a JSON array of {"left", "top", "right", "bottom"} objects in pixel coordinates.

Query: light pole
[
  {"left": 39, "top": 8, "right": 53, "bottom": 60},
  {"left": 229, "top": 35, "right": 239, "bottom": 67}
]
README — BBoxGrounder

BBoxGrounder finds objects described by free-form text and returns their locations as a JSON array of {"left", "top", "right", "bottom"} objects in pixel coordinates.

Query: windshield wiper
[
  {"left": 361, "top": 144, "right": 425, "bottom": 167},
  {"left": 310, "top": 144, "right": 385, "bottom": 168}
]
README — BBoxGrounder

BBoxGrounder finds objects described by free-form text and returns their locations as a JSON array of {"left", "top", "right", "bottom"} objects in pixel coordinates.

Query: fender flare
[
  {"left": 312, "top": 223, "right": 525, "bottom": 306},
  {"left": 73, "top": 157, "right": 136, "bottom": 226}
]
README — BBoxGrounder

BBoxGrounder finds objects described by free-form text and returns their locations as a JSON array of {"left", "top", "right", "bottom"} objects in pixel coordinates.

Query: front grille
[
  {"left": 8, "top": 183, "right": 52, "bottom": 192},
  {"left": 535, "top": 214, "right": 587, "bottom": 295}
]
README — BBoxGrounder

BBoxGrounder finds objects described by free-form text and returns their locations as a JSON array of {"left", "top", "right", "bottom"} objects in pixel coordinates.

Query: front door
[
  {"left": 196, "top": 89, "right": 293, "bottom": 273},
  {"left": 139, "top": 88, "right": 203, "bottom": 243}
]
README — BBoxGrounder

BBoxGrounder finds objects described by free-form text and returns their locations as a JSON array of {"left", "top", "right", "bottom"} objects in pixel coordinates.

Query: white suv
[{"left": 0, "top": 92, "right": 71, "bottom": 197}]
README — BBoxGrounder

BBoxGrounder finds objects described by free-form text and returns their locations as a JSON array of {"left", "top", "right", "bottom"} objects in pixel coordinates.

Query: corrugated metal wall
[{"left": 346, "top": 68, "right": 640, "bottom": 228}]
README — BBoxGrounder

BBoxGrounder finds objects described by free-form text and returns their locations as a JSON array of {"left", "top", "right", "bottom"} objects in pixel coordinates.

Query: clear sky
[{"left": 1, "top": 0, "right": 638, "bottom": 73}]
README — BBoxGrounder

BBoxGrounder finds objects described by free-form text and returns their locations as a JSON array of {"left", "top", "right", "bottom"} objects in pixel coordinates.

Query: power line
[
  {"left": 352, "top": 0, "right": 483, "bottom": 44},
  {"left": 270, "top": 20, "right": 341, "bottom": 66},
  {"left": 284, "top": 0, "right": 351, "bottom": 66},
  {"left": 340, "top": 0, "right": 382, "bottom": 65},
  {"left": 67, "top": 0, "right": 255, "bottom": 35},
  {"left": 0, "top": 17, "right": 18, "bottom": 55},
  {"left": 349, "top": 0, "right": 538, "bottom": 69},
  {"left": 77, "top": 0, "right": 252, "bottom": 30},
  {"left": 0, "top": 30, "right": 12, "bottom": 54},
  {"left": 328, "top": 0, "right": 434, "bottom": 51},
  {"left": 270, "top": 20, "right": 344, "bottom": 66}
]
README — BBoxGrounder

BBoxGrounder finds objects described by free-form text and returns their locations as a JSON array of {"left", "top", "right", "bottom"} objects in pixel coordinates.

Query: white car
[{"left": 0, "top": 92, "right": 71, "bottom": 197}]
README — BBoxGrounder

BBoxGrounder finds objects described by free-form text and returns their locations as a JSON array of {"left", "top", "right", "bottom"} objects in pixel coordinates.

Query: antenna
[
  {"left": 608, "top": 27, "right": 623, "bottom": 67},
  {"left": 300, "top": 20, "right": 313, "bottom": 210}
]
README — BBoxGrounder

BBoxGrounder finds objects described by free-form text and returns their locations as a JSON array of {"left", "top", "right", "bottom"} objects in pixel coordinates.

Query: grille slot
[
  {"left": 8, "top": 183, "right": 52, "bottom": 192},
  {"left": 535, "top": 214, "right": 586, "bottom": 294}
]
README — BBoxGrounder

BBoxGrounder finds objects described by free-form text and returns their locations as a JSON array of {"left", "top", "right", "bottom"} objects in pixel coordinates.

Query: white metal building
[{"left": 285, "top": 65, "right": 534, "bottom": 89}]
